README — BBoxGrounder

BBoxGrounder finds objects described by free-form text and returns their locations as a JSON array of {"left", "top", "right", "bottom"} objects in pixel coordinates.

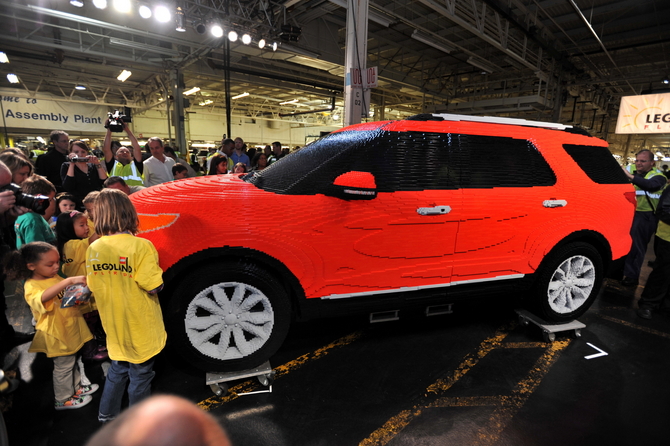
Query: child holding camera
[
  {"left": 14, "top": 174, "right": 57, "bottom": 248},
  {"left": 60, "top": 140, "right": 108, "bottom": 210}
]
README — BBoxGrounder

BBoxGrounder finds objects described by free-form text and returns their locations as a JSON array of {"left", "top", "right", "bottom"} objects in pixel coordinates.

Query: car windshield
[{"left": 244, "top": 130, "right": 381, "bottom": 193}]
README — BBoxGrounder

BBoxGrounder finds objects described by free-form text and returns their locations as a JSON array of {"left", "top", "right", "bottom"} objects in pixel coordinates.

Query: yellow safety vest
[
  {"left": 627, "top": 165, "right": 666, "bottom": 212},
  {"left": 111, "top": 161, "right": 143, "bottom": 186}
]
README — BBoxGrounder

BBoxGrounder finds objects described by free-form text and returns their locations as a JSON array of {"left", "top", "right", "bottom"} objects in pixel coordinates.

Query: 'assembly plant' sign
[
  {"left": 0, "top": 88, "right": 110, "bottom": 132},
  {"left": 616, "top": 92, "right": 670, "bottom": 134}
]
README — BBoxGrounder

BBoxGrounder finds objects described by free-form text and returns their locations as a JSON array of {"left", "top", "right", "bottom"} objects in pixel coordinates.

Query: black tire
[
  {"left": 167, "top": 261, "right": 291, "bottom": 372},
  {"left": 528, "top": 242, "right": 603, "bottom": 322}
]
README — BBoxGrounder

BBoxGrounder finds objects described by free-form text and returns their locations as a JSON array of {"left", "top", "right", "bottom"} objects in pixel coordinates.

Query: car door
[
  {"left": 299, "top": 130, "right": 465, "bottom": 299},
  {"left": 449, "top": 134, "right": 558, "bottom": 281}
]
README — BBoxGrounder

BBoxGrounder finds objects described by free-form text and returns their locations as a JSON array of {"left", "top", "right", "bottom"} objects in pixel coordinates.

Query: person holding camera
[
  {"left": 60, "top": 141, "right": 108, "bottom": 210},
  {"left": 102, "top": 119, "right": 144, "bottom": 187}
]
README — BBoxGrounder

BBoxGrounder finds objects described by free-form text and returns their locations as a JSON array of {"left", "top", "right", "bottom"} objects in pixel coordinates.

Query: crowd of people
[{"left": 0, "top": 125, "right": 289, "bottom": 433}]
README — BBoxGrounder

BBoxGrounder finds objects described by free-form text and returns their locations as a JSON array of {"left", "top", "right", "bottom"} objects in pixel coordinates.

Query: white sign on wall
[
  {"left": 0, "top": 89, "right": 111, "bottom": 132},
  {"left": 616, "top": 93, "right": 670, "bottom": 134}
]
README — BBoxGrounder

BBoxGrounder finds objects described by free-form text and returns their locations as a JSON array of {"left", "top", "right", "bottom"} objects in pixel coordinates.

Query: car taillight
[{"left": 624, "top": 191, "right": 637, "bottom": 207}]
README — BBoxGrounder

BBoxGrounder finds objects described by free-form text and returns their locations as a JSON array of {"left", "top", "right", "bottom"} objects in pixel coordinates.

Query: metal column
[
  {"left": 343, "top": 0, "right": 369, "bottom": 126},
  {"left": 171, "top": 69, "right": 187, "bottom": 152}
]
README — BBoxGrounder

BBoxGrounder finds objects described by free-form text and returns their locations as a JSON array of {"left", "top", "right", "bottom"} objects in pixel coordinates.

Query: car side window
[
  {"left": 340, "top": 131, "right": 458, "bottom": 193},
  {"left": 455, "top": 135, "right": 556, "bottom": 188}
]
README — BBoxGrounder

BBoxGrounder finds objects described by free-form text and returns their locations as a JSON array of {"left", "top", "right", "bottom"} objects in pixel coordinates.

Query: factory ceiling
[{"left": 1, "top": 0, "right": 669, "bottom": 155}]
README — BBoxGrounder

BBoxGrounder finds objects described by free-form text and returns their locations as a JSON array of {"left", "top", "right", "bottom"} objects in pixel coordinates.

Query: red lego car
[{"left": 132, "top": 114, "right": 635, "bottom": 372}]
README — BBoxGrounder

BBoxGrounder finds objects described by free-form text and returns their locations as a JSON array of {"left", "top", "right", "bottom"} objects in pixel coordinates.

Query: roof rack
[{"left": 408, "top": 113, "right": 571, "bottom": 131}]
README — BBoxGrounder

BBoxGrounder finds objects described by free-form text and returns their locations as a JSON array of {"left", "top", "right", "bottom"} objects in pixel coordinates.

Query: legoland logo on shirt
[{"left": 91, "top": 257, "right": 133, "bottom": 273}]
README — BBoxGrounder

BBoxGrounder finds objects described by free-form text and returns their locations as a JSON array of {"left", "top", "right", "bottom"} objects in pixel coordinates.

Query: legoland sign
[
  {"left": 616, "top": 93, "right": 670, "bottom": 134},
  {"left": 0, "top": 88, "right": 109, "bottom": 132}
]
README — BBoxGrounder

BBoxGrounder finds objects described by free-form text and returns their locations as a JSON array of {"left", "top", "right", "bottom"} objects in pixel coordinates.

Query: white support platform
[
  {"left": 515, "top": 309, "right": 586, "bottom": 342},
  {"left": 206, "top": 361, "right": 274, "bottom": 396}
]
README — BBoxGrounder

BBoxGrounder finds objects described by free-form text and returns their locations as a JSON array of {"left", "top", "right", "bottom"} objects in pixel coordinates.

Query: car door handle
[
  {"left": 417, "top": 206, "right": 452, "bottom": 215},
  {"left": 543, "top": 199, "right": 567, "bottom": 208}
]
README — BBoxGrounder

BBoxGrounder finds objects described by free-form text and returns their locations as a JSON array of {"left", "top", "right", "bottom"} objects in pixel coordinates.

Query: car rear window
[{"left": 562, "top": 144, "right": 629, "bottom": 184}]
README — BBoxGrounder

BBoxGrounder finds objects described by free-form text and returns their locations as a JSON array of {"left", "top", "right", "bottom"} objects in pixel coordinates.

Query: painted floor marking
[
  {"left": 596, "top": 314, "right": 670, "bottom": 339},
  {"left": 198, "top": 331, "right": 363, "bottom": 411},
  {"left": 359, "top": 324, "right": 571, "bottom": 446},
  {"left": 584, "top": 342, "right": 608, "bottom": 359},
  {"left": 359, "top": 323, "right": 515, "bottom": 446}
]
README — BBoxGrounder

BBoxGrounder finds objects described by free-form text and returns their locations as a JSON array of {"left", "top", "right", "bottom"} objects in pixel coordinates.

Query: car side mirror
[{"left": 329, "top": 171, "right": 377, "bottom": 200}]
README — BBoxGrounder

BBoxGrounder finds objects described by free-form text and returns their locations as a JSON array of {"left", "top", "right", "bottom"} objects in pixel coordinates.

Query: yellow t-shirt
[
  {"left": 62, "top": 238, "right": 88, "bottom": 277},
  {"left": 86, "top": 234, "right": 166, "bottom": 364},
  {"left": 87, "top": 219, "right": 96, "bottom": 242},
  {"left": 24, "top": 276, "right": 93, "bottom": 357},
  {"left": 62, "top": 238, "right": 96, "bottom": 313}
]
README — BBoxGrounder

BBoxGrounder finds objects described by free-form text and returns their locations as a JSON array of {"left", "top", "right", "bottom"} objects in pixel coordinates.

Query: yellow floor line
[
  {"left": 359, "top": 323, "right": 515, "bottom": 446},
  {"left": 596, "top": 314, "right": 670, "bottom": 339},
  {"left": 474, "top": 339, "right": 570, "bottom": 445},
  {"left": 197, "top": 330, "right": 363, "bottom": 411}
]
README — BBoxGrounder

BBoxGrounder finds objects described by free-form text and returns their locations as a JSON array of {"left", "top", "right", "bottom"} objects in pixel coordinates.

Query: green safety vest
[
  {"left": 111, "top": 160, "right": 143, "bottom": 186},
  {"left": 627, "top": 165, "right": 666, "bottom": 212}
]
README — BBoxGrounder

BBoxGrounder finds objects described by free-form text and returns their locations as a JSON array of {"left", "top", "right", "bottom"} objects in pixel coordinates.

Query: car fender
[{"left": 159, "top": 245, "right": 307, "bottom": 312}]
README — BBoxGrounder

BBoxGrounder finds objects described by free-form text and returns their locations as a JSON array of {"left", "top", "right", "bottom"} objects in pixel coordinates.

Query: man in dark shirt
[
  {"left": 621, "top": 149, "right": 668, "bottom": 286},
  {"left": 35, "top": 130, "right": 69, "bottom": 192}
]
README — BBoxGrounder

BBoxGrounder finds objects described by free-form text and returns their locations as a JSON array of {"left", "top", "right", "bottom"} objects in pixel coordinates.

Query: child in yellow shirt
[
  {"left": 86, "top": 189, "right": 165, "bottom": 422},
  {"left": 56, "top": 210, "right": 107, "bottom": 361},
  {"left": 4, "top": 241, "right": 99, "bottom": 410}
]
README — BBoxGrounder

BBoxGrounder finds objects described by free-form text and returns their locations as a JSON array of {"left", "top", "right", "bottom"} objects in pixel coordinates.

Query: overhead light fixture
[
  {"left": 138, "top": 4, "right": 152, "bottom": 18},
  {"left": 228, "top": 31, "right": 238, "bottom": 42},
  {"left": 117, "top": 70, "right": 132, "bottom": 82},
  {"left": 75, "top": 84, "right": 86, "bottom": 90},
  {"left": 210, "top": 24, "right": 223, "bottom": 38},
  {"left": 258, "top": 38, "right": 266, "bottom": 49},
  {"left": 183, "top": 87, "right": 200, "bottom": 95},
  {"left": 279, "top": 98, "right": 298, "bottom": 105},
  {"left": 232, "top": 92, "right": 249, "bottom": 100},
  {"left": 113, "top": 0, "right": 131, "bottom": 13},
  {"left": 194, "top": 20, "right": 206, "bottom": 34},
  {"left": 411, "top": 30, "right": 453, "bottom": 54},
  {"left": 241, "top": 34, "right": 252, "bottom": 45},
  {"left": 272, "top": 42, "right": 278, "bottom": 51},
  {"left": 175, "top": 6, "right": 186, "bottom": 32},
  {"left": 663, "top": 77, "right": 670, "bottom": 85},
  {"left": 0, "top": 52, "right": 8, "bottom": 63},
  {"left": 199, "top": 99, "right": 213, "bottom": 106},
  {"left": 154, "top": 5, "right": 171, "bottom": 22},
  {"left": 327, "top": 0, "right": 392, "bottom": 27},
  {"left": 6, "top": 73, "right": 19, "bottom": 84},
  {"left": 467, "top": 56, "right": 495, "bottom": 74},
  {"left": 92, "top": 0, "right": 107, "bottom": 9},
  {"left": 70, "top": 0, "right": 84, "bottom": 7}
]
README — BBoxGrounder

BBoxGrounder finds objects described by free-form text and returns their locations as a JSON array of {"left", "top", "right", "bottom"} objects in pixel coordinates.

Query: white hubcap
[
  {"left": 185, "top": 282, "right": 275, "bottom": 360},
  {"left": 547, "top": 255, "right": 596, "bottom": 314}
]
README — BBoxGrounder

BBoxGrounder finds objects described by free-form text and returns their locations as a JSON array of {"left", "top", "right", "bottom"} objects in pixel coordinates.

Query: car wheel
[
  {"left": 530, "top": 242, "right": 603, "bottom": 322},
  {"left": 167, "top": 262, "right": 291, "bottom": 372}
]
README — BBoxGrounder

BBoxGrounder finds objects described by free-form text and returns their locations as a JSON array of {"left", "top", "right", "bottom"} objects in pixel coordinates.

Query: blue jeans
[{"left": 98, "top": 358, "right": 156, "bottom": 422}]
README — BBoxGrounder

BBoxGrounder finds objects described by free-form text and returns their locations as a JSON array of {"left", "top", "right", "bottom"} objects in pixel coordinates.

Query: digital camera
[
  {"left": 71, "top": 156, "right": 89, "bottom": 162},
  {"left": 0, "top": 183, "right": 50, "bottom": 215},
  {"left": 105, "top": 109, "right": 132, "bottom": 132}
]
